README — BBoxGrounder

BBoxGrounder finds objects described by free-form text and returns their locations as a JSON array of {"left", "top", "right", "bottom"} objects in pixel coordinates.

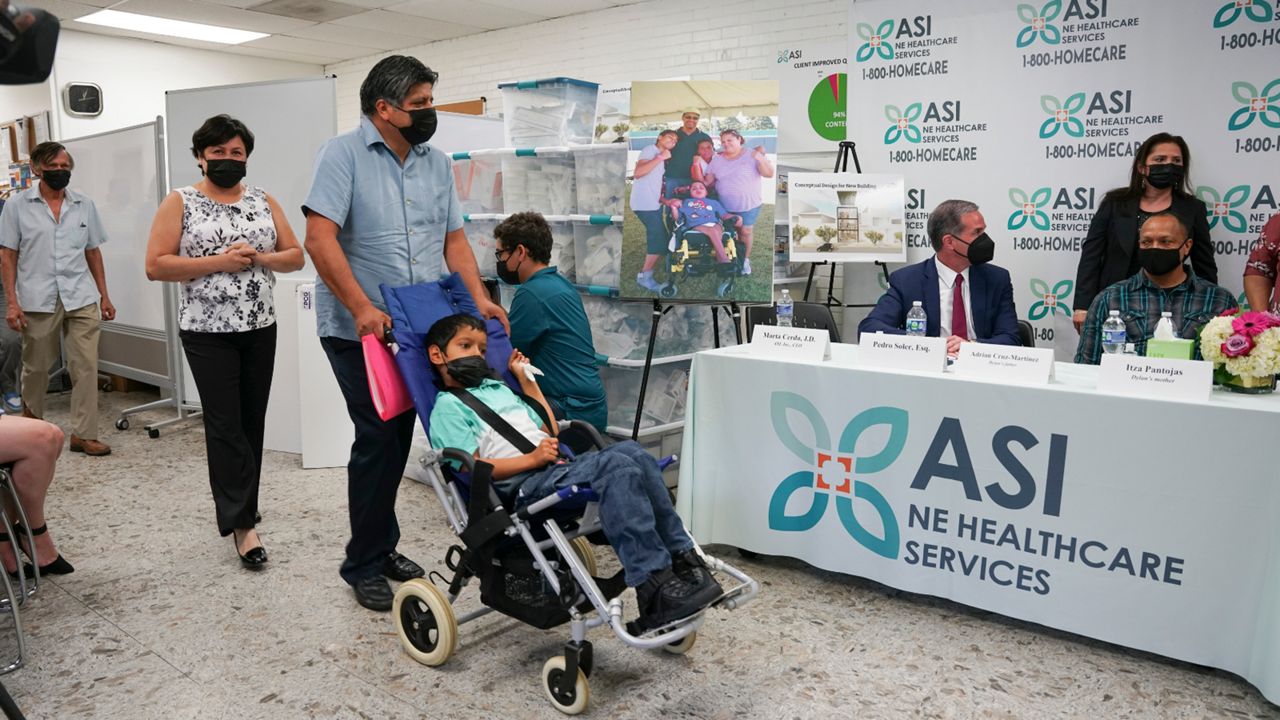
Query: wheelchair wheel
[
  {"left": 393, "top": 578, "right": 457, "bottom": 667},
  {"left": 663, "top": 630, "right": 697, "bottom": 655},
  {"left": 569, "top": 536, "right": 598, "bottom": 578},
  {"left": 659, "top": 283, "right": 678, "bottom": 299},
  {"left": 542, "top": 656, "right": 590, "bottom": 715}
]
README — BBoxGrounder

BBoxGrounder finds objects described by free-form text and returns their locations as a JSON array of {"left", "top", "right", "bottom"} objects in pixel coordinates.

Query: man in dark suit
[{"left": 858, "top": 199, "right": 1020, "bottom": 355}]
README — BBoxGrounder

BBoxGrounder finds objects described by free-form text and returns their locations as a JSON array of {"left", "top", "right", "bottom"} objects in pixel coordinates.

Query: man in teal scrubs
[{"left": 494, "top": 212, "right": 607, "bottom": 431}]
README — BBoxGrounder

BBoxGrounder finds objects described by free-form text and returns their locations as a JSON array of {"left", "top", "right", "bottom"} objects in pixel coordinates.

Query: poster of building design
[{"left": 787, "top": 172, "right": 906, "bottom": 264}]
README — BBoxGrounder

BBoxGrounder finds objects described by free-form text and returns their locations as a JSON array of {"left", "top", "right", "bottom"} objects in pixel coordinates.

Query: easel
[
  {"left": 801, "top": 141, "right": 890, "bottom": 307},
  {"left": 630, "top": 300, "right": 742, "bottom": 440}
]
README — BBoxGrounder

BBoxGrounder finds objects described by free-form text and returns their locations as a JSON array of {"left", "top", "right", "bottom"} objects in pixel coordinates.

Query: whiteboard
[
  {"left": 164, "top": 75, "right": 336, "bottom": 279},
  {"left": 60, "top": 121, "right": 166, "bottom": 332},
  {"left": 165, "top": 76, "right": 336, "bottom": 403},
  {"left": 431, "top": 111, "right": 504, "bottom": 155}
]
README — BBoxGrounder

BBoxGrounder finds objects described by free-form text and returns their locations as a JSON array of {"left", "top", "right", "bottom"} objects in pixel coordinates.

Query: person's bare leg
[
  {"left": 740, "top": 225, "right": 754, "bottom": 256},
  {"left": 702, "top": 225, "right": 729, "bottom": 262},
  {"left": 0, "top": 416, "right": 65, "bottom": 563},
  {"left": 641, "top": 254, "right": 660, "bottom": 273}
]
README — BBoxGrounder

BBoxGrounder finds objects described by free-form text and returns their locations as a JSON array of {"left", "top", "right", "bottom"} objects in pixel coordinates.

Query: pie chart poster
[{"left": 773, "top": 41, "right": 851, "bottom": 154}]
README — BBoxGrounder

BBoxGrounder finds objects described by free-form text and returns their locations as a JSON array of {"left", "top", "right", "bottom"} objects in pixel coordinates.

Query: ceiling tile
[
  {"left": 324, "top": 0, "right": 401, "bottom": 8},
  {"left": 329, "top": 10, "right": 481, "bottom": 40},
  {"left": 248, "top": 0, "right": 365, "bottom": 23},
  {"left": 21, "top": 0, "right": 102, "bottom": 21},
  {"left": 287, "top": 22, "right": 423, "bottom": 51},
  {"left": 243, "top": 33, "right": 377, "bottom": 60},
  {"left": 111, "top": 0, "right": 318, "bottom": 34},
  {"left": 469, "top": 0, "right": 611, "bottom": 16},
  {"left": 219, "top": 42, "right": 333, "bottom": 65},
  {"left": 58, "top": 22, "right": 236, "bottom": 52},
  {"left": 381, "top": 0, "right": 547, "bottom": 29}
]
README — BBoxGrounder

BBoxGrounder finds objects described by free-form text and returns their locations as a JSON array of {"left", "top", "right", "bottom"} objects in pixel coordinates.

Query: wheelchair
[
  {"left": 379, "top": 276, "right": 759, "bottom": 715},
  {"left": 659, "top": 214, "right": 744, "bottom": 300}
]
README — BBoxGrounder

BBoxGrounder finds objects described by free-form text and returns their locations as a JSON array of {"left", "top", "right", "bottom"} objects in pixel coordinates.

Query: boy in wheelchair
[
  {"left": 666, "top": 180, "right": 740, "bottom": 265},
  {"left": 424, "top": 313, "right": 722, "bottom": 630}
]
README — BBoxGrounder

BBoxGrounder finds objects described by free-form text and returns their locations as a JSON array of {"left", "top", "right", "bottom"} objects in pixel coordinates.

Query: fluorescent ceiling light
[{"left": 75, "top": 9, "right": 269, "bottom": 44}]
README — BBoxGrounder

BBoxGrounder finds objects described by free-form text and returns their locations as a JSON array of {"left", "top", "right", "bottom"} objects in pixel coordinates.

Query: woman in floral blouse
[
  {"left": 144, "top": 115, "right": 304, "bottom": 568},
  {"left": 1244, "top": 213, "right": 1280, "bottom": 313}
]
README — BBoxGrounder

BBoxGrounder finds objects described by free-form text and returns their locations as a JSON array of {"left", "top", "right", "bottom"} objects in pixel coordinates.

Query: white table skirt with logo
[{"left": 675, "top": 343, "right": 1280, "bottom": 704}]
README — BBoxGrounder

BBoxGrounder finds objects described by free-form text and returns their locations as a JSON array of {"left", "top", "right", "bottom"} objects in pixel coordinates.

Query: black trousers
[
  {"left": 321, "top": 336, "right": 416, "bottom": 585},
  {"left": 181, "top": 323, "right": 277, "bottom": 536}
]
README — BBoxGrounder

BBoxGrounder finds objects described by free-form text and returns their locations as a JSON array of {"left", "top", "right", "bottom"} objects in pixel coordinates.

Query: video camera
[{"left": 1, "top": 0, "right": 59, "bottom": 85}]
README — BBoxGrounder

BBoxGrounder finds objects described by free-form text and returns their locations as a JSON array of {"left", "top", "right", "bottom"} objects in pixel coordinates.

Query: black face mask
[
  {"left": 496, "top": 252, "right": 522, "bottom": 286},
  {"left": 40, "top": 169, "right": 70, "bottom": 191},
  {"left": 395, "top": 106, "right": 438, "bottom": 145},
  {"left": 956, "top": 232, "right": 995, "bottom": 266},
  {"left": 204, "top": 159, "right": 246, "bottom": 189},
  {"left": 1138, "top": 242, "right": 1187, "bottom": 276},
  {"left": 1145, "top": 163, "right": 1183, "bottom": 190},
  {"left": 444, "top": 355, "right": 495, "bottom": 388}
]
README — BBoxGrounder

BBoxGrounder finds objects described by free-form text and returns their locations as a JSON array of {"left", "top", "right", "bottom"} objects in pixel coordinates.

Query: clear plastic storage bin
[
  {"left": 571, "top": 145, "right": 627, "bottom": 216},
  {"left": 572, "top": 215, "right": 623, "bottom": 289},
  {"left": 498, "top": 77, "right": 600, "bottom": 147},
  {"left": 451, "top": 151, "right": 504, "bottom": 214},
  {"left": 544, "top": 215, "right": 577, "bottom": 283},
  {"left": 501, "top": 149, "right": 576, "bottom": 216},
  {"left": 463, "top": 213, "right": 503, "bottom": 279},
  {"left": 600, "top": 357, "right": 691, "bottom": 433},
  {"left": 582, "top": 295, "right": 738, "bottom": 361}
]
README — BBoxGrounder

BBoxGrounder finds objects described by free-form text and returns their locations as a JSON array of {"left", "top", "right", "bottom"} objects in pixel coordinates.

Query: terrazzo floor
[{"left": 0, "top": 390, "right": 1276, "bottom": 719}]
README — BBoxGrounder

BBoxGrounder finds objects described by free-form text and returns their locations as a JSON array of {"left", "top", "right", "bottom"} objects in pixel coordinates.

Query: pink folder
[{"left": 362, "top": 334, "right": 414, "bottom": 421}]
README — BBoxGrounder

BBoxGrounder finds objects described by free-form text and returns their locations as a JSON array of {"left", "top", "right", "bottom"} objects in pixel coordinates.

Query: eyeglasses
[
  {"left": 494, "top": 247, "right": 514, "bottom": 262},
  {"left": 1137, "top": 237, "right": 1186, "bottom": 249}
]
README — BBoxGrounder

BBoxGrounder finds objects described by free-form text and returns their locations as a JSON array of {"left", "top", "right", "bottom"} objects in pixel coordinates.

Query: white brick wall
[{"left": 325, "top": 0, "right": 847, "bottom": 132}]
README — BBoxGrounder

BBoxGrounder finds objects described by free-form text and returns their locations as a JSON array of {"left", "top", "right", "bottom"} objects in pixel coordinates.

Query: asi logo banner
[
  {"left": 1228, "top": 79, "right": 1280, "bottom": 131},
  {"left": 767, "top": 392, "right": 906, "bottom": 559},
  {"left": 1016, "top": 1, "right": 1064, "bottom": 47},
  {"left": 1028, "top": 279, "right": 1074, "bottom": 320},
  {"left": 1214, "top": 0, "right": 1276, "bottom": 27}
]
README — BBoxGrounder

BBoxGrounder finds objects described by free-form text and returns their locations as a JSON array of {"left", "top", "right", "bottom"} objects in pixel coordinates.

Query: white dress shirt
[{"left": 935, "top": 257, "right": 974, "bottom": 341}]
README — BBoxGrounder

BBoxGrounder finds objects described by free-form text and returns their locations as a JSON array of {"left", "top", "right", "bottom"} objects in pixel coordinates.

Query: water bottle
[
  {"left": 776, "top": 289, "right": 794, "bottom": 327},
  {"left": 1102, "top": 310, "right": 1126, "bottom": 354},
  {"left": 1154, "top": 311, "right": 1175, "bottom": 340},
  {"left": 906, "top": 301, "right": 927, "bottom": 336}
]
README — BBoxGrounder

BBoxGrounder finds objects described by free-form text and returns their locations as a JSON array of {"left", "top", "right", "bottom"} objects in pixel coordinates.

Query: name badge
[
  {"left": 1096, "top": 354, "right": 1212, "bottom": 402},
  {"left": 750, "top": 325, "right": 831, "bottom": 362},
  {"left": 858, "top": 334, "right": 947, "bottom": 373},
  {"left": 954, "top": 343, "right": 1054, "bottom": 385}
]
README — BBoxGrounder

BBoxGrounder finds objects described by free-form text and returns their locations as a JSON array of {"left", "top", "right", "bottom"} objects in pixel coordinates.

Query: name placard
[
  {"left": 750, "top": 325, "right": 831, "bottom": 362},
  {"left": 858, "top": 334, "right": 948, "bottom": 373},
  {"left": 1096, "top": 354, "right": 1212, "bottom": 402},
  {"left": 954, "top": 343, "right": 1055, "bottom": 385}
]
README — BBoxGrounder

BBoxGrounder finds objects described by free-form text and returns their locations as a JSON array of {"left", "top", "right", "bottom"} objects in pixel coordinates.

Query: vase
[{"left": 1220, "top": 371, "right": 1277, "bottom": 394}]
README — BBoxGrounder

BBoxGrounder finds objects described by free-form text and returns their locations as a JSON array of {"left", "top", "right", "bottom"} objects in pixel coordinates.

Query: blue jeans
[{"left": 512, "top": 441, "right": 693, "bottom": 587}]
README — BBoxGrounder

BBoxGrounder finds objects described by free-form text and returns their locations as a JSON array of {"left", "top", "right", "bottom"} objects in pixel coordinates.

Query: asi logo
[
  {"left": 1028, "top": 279, "right": 1073, "bottom": 320},
  {"left": 856, "top": 19, "right": 897, "bottom": 61},
  {"left": 1228, "top": 79, "right": 1280, "bottom": 130},
  {"left": 1214, "top": 0, "right": 1275, "bottom": 27},
  {"left": 883, "top": 103, "right": 922, "bottom": 144},
  {"left": 1198, "top": 185, "right": 1251, "bottom": 233},
  {"left": 768, "top": 392, "right": 906, "bottom": 559},
  {"left": 1008, "top": 187, "right": 1052, "bottom": 231},
  {"left": 778, "top": 49, "right": 802, "bottom": 64},
  {"left": 1039, "top": 94, "right": 1086, "bottom": 138},
  {"left": 1016, "top": 1, "right": 1063, "bottom": 47}
]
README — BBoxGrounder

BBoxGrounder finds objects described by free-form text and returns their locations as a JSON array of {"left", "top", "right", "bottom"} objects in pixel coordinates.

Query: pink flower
[
  {"left": 1260, "top": 311, "right": 1280, "bottom": 329},
  {"left": 1222, "top": 333, "right": 1255, "bottom": 358},
  {"left": 1231, "top": 312, "right": 1271, "bottom": 337}
]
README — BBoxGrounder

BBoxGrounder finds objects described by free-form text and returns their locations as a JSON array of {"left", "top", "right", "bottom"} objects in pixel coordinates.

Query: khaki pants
[{"left": 21, "top": 298, "right": 100, "bottom": 439}]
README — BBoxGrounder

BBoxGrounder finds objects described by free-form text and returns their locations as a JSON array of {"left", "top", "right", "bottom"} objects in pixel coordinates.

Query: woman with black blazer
[{"left": 1072, "top": 132, "right": 1217, "bottom": 332}]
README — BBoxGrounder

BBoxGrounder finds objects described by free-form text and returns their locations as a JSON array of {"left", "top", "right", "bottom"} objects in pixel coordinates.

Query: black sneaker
[
  {"left": 671, "top": 549, "right": 719, "bottom": 592},
  {"left": 635, "top": 567, "right": 722, "bottom": 631}
]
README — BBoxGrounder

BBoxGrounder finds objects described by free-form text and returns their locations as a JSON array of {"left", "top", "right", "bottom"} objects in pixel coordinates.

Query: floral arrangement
[{"left": 1199, "top": 309, "right": 1280, "bottom": 378}]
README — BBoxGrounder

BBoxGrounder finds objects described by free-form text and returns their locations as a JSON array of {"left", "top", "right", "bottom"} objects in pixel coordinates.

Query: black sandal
[{"left": 13, "top": 524, "right": 74, "bottom": 577}]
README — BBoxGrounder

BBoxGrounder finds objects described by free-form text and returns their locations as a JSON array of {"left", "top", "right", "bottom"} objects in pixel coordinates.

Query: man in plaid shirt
[{"left": 1075, "top": 211, "right": 1237, "bottom": 364}]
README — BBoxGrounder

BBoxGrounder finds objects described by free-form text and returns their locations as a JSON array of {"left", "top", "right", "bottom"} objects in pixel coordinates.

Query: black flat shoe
[
  {"left": 233, "top": 530, "right": 268, "bottom": 569},
  {"left": 12, "top": 524, "right": 74, "bottom": 577},
  {"left": 353, "top": 575, "right": 393, "bottom": 612},
  {"left": 381, "top": 551, "right": 424, "bottom": 582}
]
